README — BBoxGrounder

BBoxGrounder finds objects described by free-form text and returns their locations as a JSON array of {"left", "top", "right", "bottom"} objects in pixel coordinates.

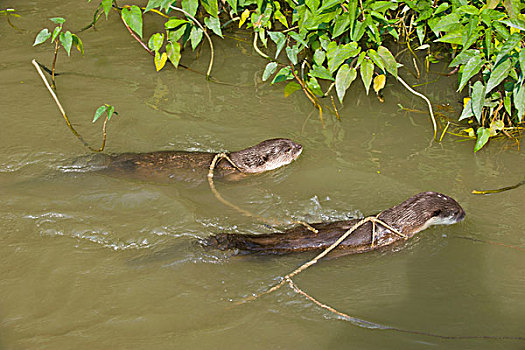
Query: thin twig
[
  {"left": 169, "top": 5, "right": 215, "bottom": 79},
  {"left": 32, "top": 59, "right": 108, "bottom": 152},
  {"left": 397, "top": 75, "right": 438, "bottom": 140}
]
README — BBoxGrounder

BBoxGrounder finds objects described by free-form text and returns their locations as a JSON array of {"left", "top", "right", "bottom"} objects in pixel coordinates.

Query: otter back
[{"left": 206, "top": 192, "right": 466, "bottom": 256}]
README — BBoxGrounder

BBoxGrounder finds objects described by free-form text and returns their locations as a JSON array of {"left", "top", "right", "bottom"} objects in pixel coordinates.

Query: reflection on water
[{"left": 1, "top": 1, "right": 524, "bottom": 349}]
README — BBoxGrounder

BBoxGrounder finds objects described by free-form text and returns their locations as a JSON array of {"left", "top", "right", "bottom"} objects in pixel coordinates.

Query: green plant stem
[
  {"left": 168, "top": 4, "right": 214, "bottom": 79},
  {"left": 397, "top": 75, "right": 438, "bottom": 140},
  {"left": 51, "top": 39, "right": 59, "bottom": 89}
]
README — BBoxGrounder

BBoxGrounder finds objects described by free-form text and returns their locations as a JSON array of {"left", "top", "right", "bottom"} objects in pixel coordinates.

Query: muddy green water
[{"left": 1, "top": 2, "right": 524, "bottom": 349}]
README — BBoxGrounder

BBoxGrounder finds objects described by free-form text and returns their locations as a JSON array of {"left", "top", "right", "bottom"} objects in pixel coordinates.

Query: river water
[{"left": 1, "top": 1, "right": 524, "bottom": 349}]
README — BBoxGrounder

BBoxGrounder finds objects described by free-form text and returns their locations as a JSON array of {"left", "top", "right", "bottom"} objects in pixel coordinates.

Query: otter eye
[
  {"left": 432, "top": 209, "right": 442, "bottom": 217},
  {"left": 283, "top": 147, "right": 291, "bottom": 153}
]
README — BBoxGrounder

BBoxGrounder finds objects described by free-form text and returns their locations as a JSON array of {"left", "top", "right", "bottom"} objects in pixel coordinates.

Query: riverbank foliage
[{"left": 40, "top": 0, "right": 525, "bottom": 151}]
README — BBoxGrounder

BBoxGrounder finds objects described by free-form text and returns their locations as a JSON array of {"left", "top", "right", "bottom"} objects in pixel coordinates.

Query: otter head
[
  {"left": 379, "top": 191, "right": 465, "bottom": 237},
  {"left": 229, "top": 138, "right": 303, "bottom": 174}
]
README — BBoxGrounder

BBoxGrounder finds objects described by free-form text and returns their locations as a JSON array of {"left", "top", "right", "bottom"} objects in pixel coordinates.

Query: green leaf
[
  {"left": 501, "top": 19, "right": 525, "bottom": 32},
  {"left": 489, "top": 119, "right": 504, "bottom": 136},
  {"left": 367, "top": 49, "right": 385, "bottom": 73},
  {"left": 519, "top": 50, "right": 525, "bottom": 79},
  {"left": 514, "top": 83, "right": 525, "bottom": 122},
  {"left": 288, "top": 31, "right": 308, "bottom": 48},
  {"left": 49, "top": 17, "right": 65, "bottom": 25},
  {"left": 93, "top": 105, "right": 107, "bottom": 123},
  {"left": 168, "top": 26, "right": 187, "bottom": 43},
  {"left": 307, "top": 76, "right": 323, "bottom": 97},
  {"left": 471, "top": 81, "right": 486, "bottom": 123},
  {"left": 459, "top": 98, "right": 474, "bottom": 121},
  {"left": 332, "top": 13, "right": 350, "bottom": 39},
  {"left": 165, "top": 18, "right": 189, "bottom": 29},
  {"left": 145, "top": 0, "right": 163, "bottom": 12},
  {"left": 416, "top": 25, "right": 425, "bottom": 45},
  {"left": 51, "top": 26, "right": 62, "bottom": 43},
  {"left": 286, "top": 46, "right": 299, "bottom": 65},
  {"left": 268, "top": 31, "right": 286, "bottom": 59},
  {"left": 190, "top": 26, "right": 204, "bottom": 50},
  {"left": 226, "top": 0, "right": 238, "bottom": 14},
  {"left": 201, "top": 0, "right": 219, "bottom": 17},
  {"left": 274, "top": 10, "right": 288, "bottom": 28},
  {"left": 33, "top": 28, "right": 51, "bottom": 46},
  {"left": 262, "top": 62, "right": 278, "bottom": 81},
  {"left": 106, "top": 105, "right": 115, "bottom": 121},
  {"left": 72, "top": 34, "right": 84, "bottom": 55},
  {"left": 318, "top": 0, "right": 343, "bottom": 13},
  {"left": 181, "top": 0, "right": 199, "bottom": 17},
  {"left": 430, "top": 13, "right": 461, "bottom": 34},
  {"left": 504, "top": 93, "right": 512, "bottom": 116},
  {"left": 457, "top": 55, "right": 484, "bottom": 92},
  {"left": 494, "top": 33, "right": 522, "bottom": 66},
  {"left": 166, "top": 41, "right": 181, "bottom": 68},
  {"left": 376, "top": 46, "right": 397, "bottom": 78},
  {"left": 101, "top": 0, "right": 112, "bottom": 18},
  {"left": 309, "top": 65, "right": 334, "bottom": 80},
  {"left": 148, "top": 33, "right": 164, "bottom": 51},
  {"left": 449, "top": 49, "right": 480, "bottom": 67},
  {"left": 326, "top": 41, "right": 360, "bottom": 74},
  {"left": 313, "top": 49, "right": 325, "bottom": 66},
  {"left": 284, "top": 81, "right": 302, "bottom": 97},
  {"left": 204, "top": 16, "right": 223, "bottom": 38},
  {"left": 122, "top": 5, "right": 143, "bottom": 39},
  {"left": 154, "top": 51, "right": 167, "bottom": 71},
  {"left": 435, "top": 29, "right": 464, "bottom": 45},
  {"left": 271, "top": 66, "right": 294, "bottom": 84},
  {"left": 360, "top": 58, "right": 374, "bottom": 95},
  {"left": 474, "top": 127, "right": 490, "bottom": 152},
  {"left": 335, "top": 64, "right": 357, "bottom": 104},
  {"left": 59, "top": 31, "right": 73, "bottom": 56},
  {"left": 486, "top": 58, "right": 512, "bottom": 93}
]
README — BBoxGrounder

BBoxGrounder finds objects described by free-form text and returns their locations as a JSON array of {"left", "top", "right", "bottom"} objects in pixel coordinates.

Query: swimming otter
[
  {"left": 206, "top": 192, "right": 465, "bottom": 255},
  {"left": 89, "top": 138, "right": 302, "bottom": 182}
]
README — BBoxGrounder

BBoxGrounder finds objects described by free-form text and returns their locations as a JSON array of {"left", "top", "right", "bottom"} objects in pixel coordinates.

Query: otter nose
[{"left": 296, "top": 144, "right": 303, "bottom": 151}]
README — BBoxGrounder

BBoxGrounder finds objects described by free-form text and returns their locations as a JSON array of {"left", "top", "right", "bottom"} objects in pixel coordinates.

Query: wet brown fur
[
  {"left": 95, "top": 138, "right": 302, "bottom": 182},
  {"left": 207, "top": 192, "right": 465, "bottom": 255}
]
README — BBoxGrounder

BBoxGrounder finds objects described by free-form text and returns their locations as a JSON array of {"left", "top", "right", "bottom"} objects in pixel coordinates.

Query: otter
[
  {"left": 87, "top": 138, "right": 302, "bottom": 182},
  {"left": 206, "top": 192, "right": 465, "bottom": 255}
]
